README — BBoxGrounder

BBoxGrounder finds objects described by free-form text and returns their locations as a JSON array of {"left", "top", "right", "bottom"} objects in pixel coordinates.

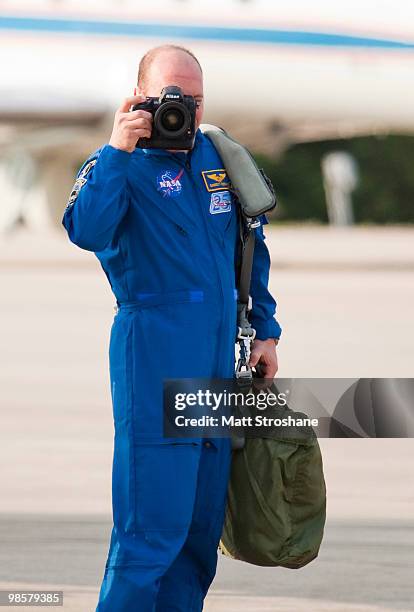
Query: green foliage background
[{"left": 254, "top": 135, "right": 414, "bottom": 224}]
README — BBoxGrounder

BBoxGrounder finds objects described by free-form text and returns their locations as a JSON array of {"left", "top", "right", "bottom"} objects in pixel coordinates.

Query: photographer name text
[{"left": 174, "top": 414, "right": 319, "bottom": 428}]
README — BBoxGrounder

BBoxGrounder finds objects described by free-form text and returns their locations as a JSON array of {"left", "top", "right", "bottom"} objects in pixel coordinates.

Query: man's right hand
[{"left": 109, "top": 95, "right": 153, "bottom": 153}]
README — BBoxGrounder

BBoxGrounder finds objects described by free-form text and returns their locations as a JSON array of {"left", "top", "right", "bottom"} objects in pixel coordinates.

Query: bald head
[
  {"left": 137, "top": 44, "right": 204, "bottom": 129},
  {"left": 138, "top": 45, "right": 202, "bottom": 89}
]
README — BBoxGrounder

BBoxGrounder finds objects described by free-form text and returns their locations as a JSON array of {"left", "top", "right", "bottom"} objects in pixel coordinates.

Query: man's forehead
[
  {"left": 149, "top": 51, "right": 202, "bottom": 80},
  {"left": 146, "top": 78, "right": 202, "bottom": 95}
]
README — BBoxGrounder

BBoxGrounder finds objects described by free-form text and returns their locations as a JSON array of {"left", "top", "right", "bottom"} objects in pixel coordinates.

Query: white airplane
[{"left": 1, "top": 0, "right": 414, "bottom": 230}]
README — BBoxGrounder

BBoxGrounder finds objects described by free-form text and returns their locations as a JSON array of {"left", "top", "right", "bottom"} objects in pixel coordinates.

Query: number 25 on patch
[{"left": 209, "top": 191, "right": 232, "bottom": 214}]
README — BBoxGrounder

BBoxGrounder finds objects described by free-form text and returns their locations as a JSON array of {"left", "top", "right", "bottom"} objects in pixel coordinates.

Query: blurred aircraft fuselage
[{"left": 0, "top": 0, "right": 414, "bottom": 229}]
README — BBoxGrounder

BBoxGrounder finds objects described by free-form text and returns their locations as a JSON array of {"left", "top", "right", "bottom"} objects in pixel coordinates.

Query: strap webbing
[{"left": 237, "top": 223, "right": 256, "bottom": 307}]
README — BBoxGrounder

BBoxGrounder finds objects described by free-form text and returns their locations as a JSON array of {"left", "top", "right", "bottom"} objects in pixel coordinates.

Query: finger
[
  {"left": 131, "top": 129, "right": 152, "bottom": 139},
  {"left": 126, "top": 117, "right": 153, "bottom": 130},
  {"left": 127, "top": 125, "right": 152, "bottom": 139},
  {"left": 126, "top": 109, "right": 153, "bottom": 121},
  {"left": 264, "top": 363, "right": 277, "bottom": 379},
  {"left": 119, "top": 94, "right": 147, "bottom": 113},
  {"left": 264, "top": 357, "right": 278, "bottom": 379},
  {"left": 249, "top": 349, "right": 261, "bottom": 368}
]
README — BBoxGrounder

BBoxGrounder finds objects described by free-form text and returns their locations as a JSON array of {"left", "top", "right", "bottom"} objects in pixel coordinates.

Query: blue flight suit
[{"left": 62, "top": 128, "right": 281, "bottom": 611}]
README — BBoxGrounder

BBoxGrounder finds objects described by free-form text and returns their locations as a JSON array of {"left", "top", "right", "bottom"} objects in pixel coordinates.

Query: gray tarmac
[
  {"left": 0, "top": 515, "right": 413, "bottom": 611},
  {"left": 0, "top": 225, "right": 413, "bottom": 611}
]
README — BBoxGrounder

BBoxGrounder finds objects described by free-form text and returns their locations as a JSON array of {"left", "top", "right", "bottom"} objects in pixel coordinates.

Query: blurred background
[{"left": 0, "top": 1, "right": 413, "bottom": 611}]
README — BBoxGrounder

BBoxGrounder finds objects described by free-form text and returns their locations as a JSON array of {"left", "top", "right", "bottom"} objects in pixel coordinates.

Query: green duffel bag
[{"left": 219, "top": 408, "right": 327, "bottom": 569}]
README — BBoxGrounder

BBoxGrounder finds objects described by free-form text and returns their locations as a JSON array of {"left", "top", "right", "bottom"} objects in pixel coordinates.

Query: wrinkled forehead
[{"left": 144, "top": 51, "right": 203, "bottom": 97}]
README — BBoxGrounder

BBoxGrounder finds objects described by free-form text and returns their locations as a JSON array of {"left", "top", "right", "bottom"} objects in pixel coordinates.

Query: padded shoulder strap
[{"left": 199, "top": 123, "right": 276, "bottom": 217}]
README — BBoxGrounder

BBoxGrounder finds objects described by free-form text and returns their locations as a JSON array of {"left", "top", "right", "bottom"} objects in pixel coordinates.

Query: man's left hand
[{"left": 249, "top": 338, "right": 278, "bottom": 378}]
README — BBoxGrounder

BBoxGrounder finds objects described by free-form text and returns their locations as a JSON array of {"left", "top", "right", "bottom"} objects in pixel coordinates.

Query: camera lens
[
  {"left": 154, "top": 101, "right": 190, "bottom": 139},
  {"left": 161, "top": 108, "right": 185, "bottom": 132}
]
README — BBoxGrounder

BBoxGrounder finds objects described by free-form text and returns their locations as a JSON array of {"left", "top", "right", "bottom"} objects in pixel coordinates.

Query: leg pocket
[
  {"left": 190, "top": 438, "right": 232, "bottom": 534},
  {"left": 134, "top": 441, "right": 201, "bottom": 532}
]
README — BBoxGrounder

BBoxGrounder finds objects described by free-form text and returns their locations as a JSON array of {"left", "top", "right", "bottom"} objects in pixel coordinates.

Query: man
[{"left": 62, "top": 44, "right": 281, "bottom": 611}]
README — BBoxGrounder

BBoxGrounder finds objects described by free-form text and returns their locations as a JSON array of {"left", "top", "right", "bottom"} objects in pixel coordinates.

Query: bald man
[{"left": 62, "top": 44, "right": 281, "bottom": 611}]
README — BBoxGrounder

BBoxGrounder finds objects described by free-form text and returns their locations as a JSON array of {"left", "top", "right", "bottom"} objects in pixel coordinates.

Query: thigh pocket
[
  {"left": 190, "top": 439, "right": 232, "bottom": 533},
  {"left": 134, "top": 441, "right": 201, "bottom": 532}
]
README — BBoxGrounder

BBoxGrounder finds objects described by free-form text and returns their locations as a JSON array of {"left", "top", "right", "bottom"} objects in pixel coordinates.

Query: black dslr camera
[{"left": 132, "top": 85, "right": 196, "bottom": 150}]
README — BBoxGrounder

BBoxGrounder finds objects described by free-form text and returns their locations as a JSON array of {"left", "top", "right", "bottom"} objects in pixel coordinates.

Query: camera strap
[
  {"left": 235, "top": 213, "right": 261, "bottom": 385},
  {"left": 200, "top": 124, "right": 275, "bottom": 384}
]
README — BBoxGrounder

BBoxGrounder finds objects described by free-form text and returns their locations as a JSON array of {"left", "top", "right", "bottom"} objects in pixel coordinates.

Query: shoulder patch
[
  {"left": 79, "top": 159, "right": 97, "bottom": 179},
  {"left": 66, "top": 158, "right": 97, "bottom": 208}
]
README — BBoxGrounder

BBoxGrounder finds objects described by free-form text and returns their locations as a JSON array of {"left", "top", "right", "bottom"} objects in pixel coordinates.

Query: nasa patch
[
  {"left": 202, "top": 169, "right": 231, "bottom": 192},
  {"left": 209, "top": 190, "right": 232, "bottom": 214},
  {"left": 157, "top": 168, "right": 184, "bottom": 198}
]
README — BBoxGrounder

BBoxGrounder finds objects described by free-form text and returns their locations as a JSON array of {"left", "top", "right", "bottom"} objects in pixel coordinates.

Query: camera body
[{"left": 133, "top": 86, "right": 197, "bottom": 150}]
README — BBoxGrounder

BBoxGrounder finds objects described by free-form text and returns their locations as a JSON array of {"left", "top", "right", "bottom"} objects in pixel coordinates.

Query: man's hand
[
  {"left": 109, "top": 95, "right": 153, "bottom": 153},
  {"left": 249, "top": 338, "right": 278, "bottom": 378}
]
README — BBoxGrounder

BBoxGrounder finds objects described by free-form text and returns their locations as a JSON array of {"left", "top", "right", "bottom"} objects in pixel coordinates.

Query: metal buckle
[
  {"left": 245, "top": 216, "right": 261, "bottom": 231},
  {"left": 237, "top": 325, "right": 256, "bottom": 341},
  {"left": 235, "top": 326, "right": 256, "bottom": 382}
]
